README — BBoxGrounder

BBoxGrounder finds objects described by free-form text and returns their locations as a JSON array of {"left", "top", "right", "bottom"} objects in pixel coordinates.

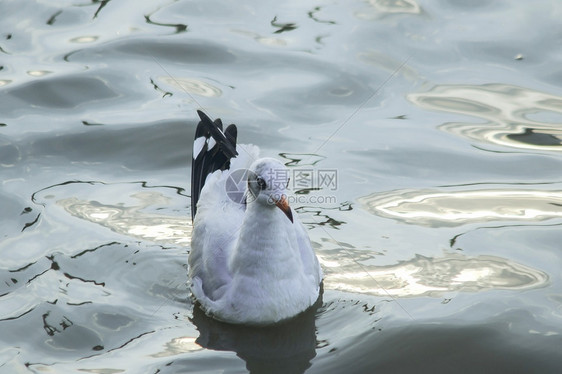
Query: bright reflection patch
[
  {"left": 58, "top": 193, "right": 190, "bottom": 245},
  {"left": 27, "top": 70, "right": 52, "bottom": 77},
  {"left": 356, "top": 0, "right": 421, "bottom": 20},
  {"left": 150, "top": 336, "right": 202, "bottom": 357},
  {"left": 70, "top": 35, "right": 99, "bottom": 43},
  {"left": 359, "top": 188, "right": 562, "bottom": 227},
  {"left": 409, "top": 83, "right": 562, "bottom": 152},
  {"left": 159, "top": 77, "right": 222, "bottom": 97},
  {"left": 319, "top": 252, "right": 548, "bottom": 297},
  {"left": 231, "top": 29, "right": 288, "bottom": 47},
  {"left": 33, "top": 181, "right": 190, "bottom": 245}
]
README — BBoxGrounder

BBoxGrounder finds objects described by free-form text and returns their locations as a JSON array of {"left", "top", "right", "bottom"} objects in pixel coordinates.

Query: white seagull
[{"left": 189, "top": 110, "right": 322, "bottom": 325}]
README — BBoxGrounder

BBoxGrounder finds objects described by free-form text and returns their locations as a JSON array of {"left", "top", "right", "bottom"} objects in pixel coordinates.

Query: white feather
[
  {"left": 207, "top": 137, "right": 217, "bottom": 151},
  {"left": 193, "top": 137, "right": 206, "bottom": 159}
]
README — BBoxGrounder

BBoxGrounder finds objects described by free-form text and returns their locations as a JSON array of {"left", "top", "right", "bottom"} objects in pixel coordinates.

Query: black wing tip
[
  {"left": 197, "top": 110, "right": 211, "bottom": 123},
  {"left": 191, "top": 111, "right": 239, "bottom": 221},
  {"left": 224, "top": 124, "right": 237, "bottom": 151}
]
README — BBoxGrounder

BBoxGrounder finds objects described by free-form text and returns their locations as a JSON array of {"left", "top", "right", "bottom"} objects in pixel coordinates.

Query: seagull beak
[{"left": 275, "top": 195, "right": 294, "bottom": 223}]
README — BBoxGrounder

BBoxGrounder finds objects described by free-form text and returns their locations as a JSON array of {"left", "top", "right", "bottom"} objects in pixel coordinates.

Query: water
[{"left": 1, "top": 0, "right": 562, "bottom": 372}]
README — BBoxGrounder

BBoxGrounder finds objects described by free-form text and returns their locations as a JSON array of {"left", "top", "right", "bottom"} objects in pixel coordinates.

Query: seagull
[{"left": 189, "top": 110, "right": 322, "bottom": 325}]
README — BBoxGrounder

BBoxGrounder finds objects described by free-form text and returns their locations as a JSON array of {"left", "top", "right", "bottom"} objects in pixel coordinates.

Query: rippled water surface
[{"left": 1, "top": 0, "right": 562, "bottom": 372}]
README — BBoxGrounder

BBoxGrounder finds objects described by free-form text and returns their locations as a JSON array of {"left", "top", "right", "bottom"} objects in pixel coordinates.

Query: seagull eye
[{"left": 256, "top": 176, "right": 267, "bottom": 190}]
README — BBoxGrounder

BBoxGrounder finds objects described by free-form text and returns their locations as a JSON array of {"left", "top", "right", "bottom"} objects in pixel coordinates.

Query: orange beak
[{"left": 275, "top": 195, "right": 294, "bottom": 223}]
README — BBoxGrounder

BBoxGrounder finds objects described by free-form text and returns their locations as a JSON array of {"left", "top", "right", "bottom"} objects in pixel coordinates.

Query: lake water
[{"left": 1, "top": 0, "right": 562, "bottom": 373}]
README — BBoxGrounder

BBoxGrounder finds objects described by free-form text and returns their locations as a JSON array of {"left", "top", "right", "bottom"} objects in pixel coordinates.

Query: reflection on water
[
  {"left": 6, "top": 76, "right": 118, "bottom": 110},
  {"left": 0, "top": 135, "right": 21, "bottom": 167},
  {"left": 34, "top": 181, "right": 190, "bottom": 245},
  {"left": 359, "top": 188, "right": 562, "bottom": 227},
  {"left": 320, "top": 250, "right": 548, "bottom": 297},
  {"left": 144, "top": 8, "right": 188, "bottom": 34},
  {"left": 232, "top": 29, "right": 288, "bottom": 47},
  {"left": 43, "top": 311, "right": 104, "bottom": 351},
  {"left": 69, "top": 35, "right": 99, "bottom": 44},
  {"left": 409, "top": 83, "right": 562, "bottom": 152},
  {"left": 159, "top": 77, "right": 222, "bottom": 97},
  {"left": 38, "top": 180, "right": 551, "bottom": 300},
  {"left": 150, "top": 336, "right": 202, "bottom": 357},
  {"left": 311, "top": 310, "right": 562, "bottom": 373},
  {"left": 58, "top": 193, "right": 190, "bottom": 245},
  {"left": 187, "top": 302, "right": 319, "bottom": 374},
  {"left": 356, "top": 0, "right": 421, "bottom": 20},
  {"left": 359, "top": 50, "right": 419, "bottom": 82},
  {"left": 27, "top": 70, "right": 52, "bottom": 77},
  {"left": 296, "top": 203, "right": 351, "bottom": 230},
  {"left": 2, "top": 0, "right": 561, "bottom": 372}
]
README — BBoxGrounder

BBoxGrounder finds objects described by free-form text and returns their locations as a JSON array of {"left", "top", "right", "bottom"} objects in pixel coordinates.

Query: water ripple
[
  {"left": 409, "top": 83, "right": 562, "bottom": 152},
  {"left": 34, "top": 181, "right": 190, "bottom": 245},
  {"left": 57, "top": 194, "right": 190, "bottom": 245},
  {"left": 359, "top": 187, "right": 562, "bottom": 227},
  {"left": 319, "top": 250, "right": 548, "bottom": 297},
  {"left": 159, "top": 77, "right": 222, "bottom": 97},
  {"left": 356, "top": 0, "right": 422, "bottom": 20},
  {"left": 4, "top": 75, "right": 118, "bottom": 110}
]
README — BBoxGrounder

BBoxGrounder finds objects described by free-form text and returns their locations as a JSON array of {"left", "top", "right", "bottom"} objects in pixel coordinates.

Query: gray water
[{"left": 1, "top": 0, "right": 562, "bottom": 373}]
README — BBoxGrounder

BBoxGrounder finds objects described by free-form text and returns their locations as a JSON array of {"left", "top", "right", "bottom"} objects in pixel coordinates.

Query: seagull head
[{"left": 247, "top": 158, "right": 293, "bottom": 223}]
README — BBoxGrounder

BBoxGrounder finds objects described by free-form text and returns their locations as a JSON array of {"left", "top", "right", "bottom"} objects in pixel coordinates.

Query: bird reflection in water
[{"left": 189, "top": 293, "right": 322, "bottom": 374}]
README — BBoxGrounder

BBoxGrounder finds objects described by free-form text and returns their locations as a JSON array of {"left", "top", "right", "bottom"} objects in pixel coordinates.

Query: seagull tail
[
  {"left": 190, "top": 276, "right": 223, "bottom": 319},
  {"left": 191, "top": 110, "right": 238, "bottom": 220}
]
